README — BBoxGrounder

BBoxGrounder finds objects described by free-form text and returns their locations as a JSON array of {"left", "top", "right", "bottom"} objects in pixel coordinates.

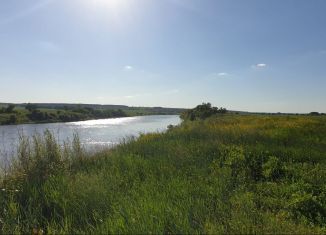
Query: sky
[{"left": 0, "top": 0, "right": 325, "bottom": 113}]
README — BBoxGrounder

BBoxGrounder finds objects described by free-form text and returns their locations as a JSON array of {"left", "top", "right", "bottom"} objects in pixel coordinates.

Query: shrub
[
  {"left": 288, "top": 191, "right": 326, "bottom": 226},
  {"left": 223, "top": 146, "right": 247, "bottom": 180},
  {"left": 8, "top": 115, "right": 17, "bottom": 124},
  {"left": 5, "top": 104, "right": 15, "bottom": 113},
  {"left": 25, "top": 103, "right": 38, "bottom": 112},
  {"left": 262, "top": 156, "right": 284, "bottom": 181},
  {"left": 180, "top": 103, "right": 227, "bottom": 121}
]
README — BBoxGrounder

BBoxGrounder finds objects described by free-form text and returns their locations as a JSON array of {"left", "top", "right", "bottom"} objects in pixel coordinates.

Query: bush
[
  {"left": 5, "top": 104, "right": 15, "bottom": 113},
  {"left": 288, "top": 191, "right": 326, "bottom": 226},
  {"left": 262, "top": 156, "right": 284, "bottom": 181},
  {"left": 25, "top": 103, "right": 38, "bottom": 112},
  {"left": 180, "top": 103, "right": 227, "bottom": 121},
  {"left": 8, "top": 115, "right": 17, "bottom": 124}
]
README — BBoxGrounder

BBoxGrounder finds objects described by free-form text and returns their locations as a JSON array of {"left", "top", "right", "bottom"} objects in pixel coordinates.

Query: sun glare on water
[{"left": 71, "top": 117, "right": 138, "bottom": 127}]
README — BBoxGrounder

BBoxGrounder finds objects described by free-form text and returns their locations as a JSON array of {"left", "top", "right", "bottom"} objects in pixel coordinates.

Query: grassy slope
[
  {"left": 1, "top": 115, "right": 326, "bottom": 234},
  {"left": 0, "top": 107, "right": 183, "bottom": 125}
]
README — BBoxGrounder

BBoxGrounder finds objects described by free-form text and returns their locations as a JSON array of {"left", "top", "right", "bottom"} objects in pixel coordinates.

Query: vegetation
[
  {"left": 180, "top": 102, "right": 227, "bottom": 121},
  {"left": 0, "top": 112, "right": 326, "bottom": 234},
  {"left": 0, "top": 103, "right": 184, "bottom": 125}
]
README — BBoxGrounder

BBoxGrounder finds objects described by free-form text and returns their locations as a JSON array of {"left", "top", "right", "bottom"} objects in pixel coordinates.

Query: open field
[{"left": 0, "top": 114, "right": 325, "bottom": 234}]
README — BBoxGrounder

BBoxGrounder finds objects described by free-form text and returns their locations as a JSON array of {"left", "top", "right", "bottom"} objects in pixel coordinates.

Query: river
[{"left": 0, "top": 115, "right": 181, "bottom": 160}]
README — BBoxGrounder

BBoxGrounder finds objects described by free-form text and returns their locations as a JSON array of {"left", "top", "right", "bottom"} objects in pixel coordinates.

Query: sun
[
  {"left": 91, "top": 0, "right": 129, "bottom": 10},
  {"left": 79, "top": 0, "right": 135, "bottom": 25}
]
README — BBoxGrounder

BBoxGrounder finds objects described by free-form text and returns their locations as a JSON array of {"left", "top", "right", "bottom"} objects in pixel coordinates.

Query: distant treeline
[
  {"left": 0, "top": 104, "right": 127, "bottom": 125},
  {"left": 1, "top": 102, "right": 324, "bottom": 125},
  {"left": 0, "top": 103, "right": 185, "bottom": 125},
  {"left": 242, "top": 111, "right": 326, "bottom": 116}
]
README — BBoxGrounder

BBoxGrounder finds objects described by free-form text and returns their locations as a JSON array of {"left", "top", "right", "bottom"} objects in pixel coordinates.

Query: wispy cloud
[
  {"left": 205, "top": 72, "right": 231, "bottom": 80},
  {"left": 124, "top": 95, "right": 135, "bottom": 99},
  {"left": 252, "top": 63, "right": 267, "bottom": 69},
  {"left": 217, "top": 72, "right": 229, "bottom": 76},
  {"left": 124, "top": 65, "right": 134, "bottom": 71}
]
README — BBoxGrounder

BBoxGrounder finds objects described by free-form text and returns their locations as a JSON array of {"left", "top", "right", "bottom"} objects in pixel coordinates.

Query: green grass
[
  {"left": 0, "top": 108, "right": 128, "bottom": 125},
  {"left": 0, "top": 115, "right": 326, "bottom": 234}
]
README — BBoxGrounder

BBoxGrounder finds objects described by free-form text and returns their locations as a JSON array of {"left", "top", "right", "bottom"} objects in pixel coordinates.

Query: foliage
[
  {"left": 0, "top": 104, "right": 184, "bottom": 125},
  {"left": 0, "top": 114, "right": 325, "bottom": 234},
  {"left": 5, "top": 104, "right": 16, "bottom": 113},
  {"left": 25, "top": 103, "right": 38, "bottom": 112},
  {"left": 262, "top": 156, "right": 284, "bottom": 180},
  {"left": 180, "top": 103, "right": 227, "bottom": 121},
  {"left": 309, "top": 112, "right": 321, "bottom": 116},
  {"left": 0, "top": 107, "right": 129, "bottom": 125},
  {"left": 8, "top": 115, "right": 17, "bottom": 124}
]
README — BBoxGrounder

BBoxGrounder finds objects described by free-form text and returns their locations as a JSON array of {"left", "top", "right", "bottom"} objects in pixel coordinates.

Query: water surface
[{"left": 0, "top": 115, "right": 180, "bottom": 160}]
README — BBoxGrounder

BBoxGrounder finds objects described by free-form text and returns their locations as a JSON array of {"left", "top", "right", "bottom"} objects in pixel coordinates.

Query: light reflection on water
[
  {"left": 0, "top": 115, "right": 181, "bottom": 160},
  {"left": 70, "top": 116, "right": 138, "bottom": 127}
]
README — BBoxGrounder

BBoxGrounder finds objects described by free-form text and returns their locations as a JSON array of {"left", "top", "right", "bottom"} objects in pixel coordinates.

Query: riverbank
[
  {"left": 0, "top": 115, "right": 181, "bottom": 158},
  {"left": 1, "top": 114, "right": 325, "bottom": 234},
  {"left": 0, "top": 103, "right": 185, "bottom": 125}
]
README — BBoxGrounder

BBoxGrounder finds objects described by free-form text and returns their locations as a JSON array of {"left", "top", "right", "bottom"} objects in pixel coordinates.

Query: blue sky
[{"left": 0, "top": 0, "right": 325, "bottom": 112}]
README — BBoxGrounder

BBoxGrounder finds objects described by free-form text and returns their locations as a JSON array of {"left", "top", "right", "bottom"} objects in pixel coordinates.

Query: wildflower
[{"left": 1, "top": 188, "right": 5, "bottom": 192}]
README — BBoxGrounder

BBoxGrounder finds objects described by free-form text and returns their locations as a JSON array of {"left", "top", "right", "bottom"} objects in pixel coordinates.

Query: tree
[
  {"left": 25, "top": 103, "right": 38, "bottom": 112},
  {"left": 5, "top": 104, "right": 15, "bottom": 113},
  {"left": 180, "top": 103, "right": 227, "bottom": 121},
  {"left": 8, "top": 114, "right": 17, "bottom": 124}
]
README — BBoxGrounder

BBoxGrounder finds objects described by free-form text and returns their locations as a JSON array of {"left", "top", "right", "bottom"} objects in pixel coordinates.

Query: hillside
[{"left": 0, "top": 103, "right": 185, "bottom": 125}]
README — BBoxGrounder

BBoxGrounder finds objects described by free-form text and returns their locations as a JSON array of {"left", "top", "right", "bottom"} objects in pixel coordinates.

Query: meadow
[{"left": 0, "top": 114, "right": 325, "bottom": 234}]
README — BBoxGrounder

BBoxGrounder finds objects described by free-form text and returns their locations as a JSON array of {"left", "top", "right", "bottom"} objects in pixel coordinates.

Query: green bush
[
  {"left": 288, "top": 191, "right": 326, "bottom": 226},
  {"left": 180, "top": 103, "right": 227, "bottom": 121},
  {"left": 262, "top": 156, "right": 284, "bottom": 181}
]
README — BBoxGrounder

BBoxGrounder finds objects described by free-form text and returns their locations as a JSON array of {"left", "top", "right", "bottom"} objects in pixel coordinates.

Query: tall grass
[{"left": 0, "top": 115, "right": 325, "bottom": 234}]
